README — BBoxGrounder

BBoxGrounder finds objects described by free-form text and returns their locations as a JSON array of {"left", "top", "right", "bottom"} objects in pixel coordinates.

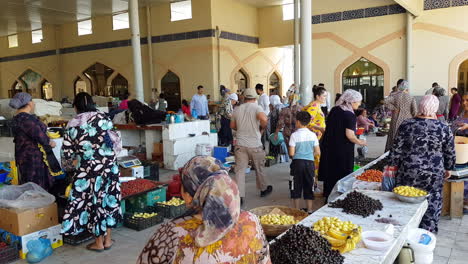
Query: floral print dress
[
  {"left": 137, "top": 211, "right": 271, "bottom": 264},
  {"left": 61, "top": 112, "right": 122, "bottom": 237},
  {"left": 388, "top": 118, "right": 456, "bottom": 233},
  {"left": 303, "top": 102, "right": 326, "bottom": 178}
]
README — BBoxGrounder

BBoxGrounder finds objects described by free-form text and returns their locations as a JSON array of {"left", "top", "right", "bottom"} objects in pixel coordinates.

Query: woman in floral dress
[
  {"left": 138, "top": 156, "right": 271, "bottom": 264},
  {"left": 388, "top": 95, "right": 456, "bottom": 233},
  {"left": 276, "top": 85, "right": 302, "bottom": 147},
  {"left": 61, "top": 92, "right": 122, "bottom": 252}
]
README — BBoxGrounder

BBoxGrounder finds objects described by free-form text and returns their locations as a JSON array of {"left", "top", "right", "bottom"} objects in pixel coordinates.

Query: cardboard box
[
  {"left": 0, "top": 224, "right": 63, "bottom": 259},
  {"left": 120, "top": 166, "right": 144, "bottom": 178},
  {"left": 153, "top": 143, "right": 163, "bottom": 155},
  {"left": 0, "top": 203, "right": 58, "bottom": 236}
]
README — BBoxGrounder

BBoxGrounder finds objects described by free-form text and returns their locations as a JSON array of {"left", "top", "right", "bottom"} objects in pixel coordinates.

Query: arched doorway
[
  {"left": 41, "top": 80, "right": 53, "bottom": 100},
  {"left": 10, "top": 69, "right": 45, "bottom": 98},
  {"left": 111, "top": 74, "right": 129, "bottom": 98},
  {"left": 82, "top": 63, "right": 115, "bottom": 96},
  {"left": 458, "top": 60, "right": 468, "bottom": 94},
  {"left": 74, "top": 77, "right": 88, "bottom": 95},
  {"left": 269, "top": 72, "right": 281, "bottom": 96},
  {"left": 342, "top": 57, "right": 384, "bottom": 110},
  {"left": 10, "top": 81, "right": 25, "bottom": 98},
  {"left": 161, "top": 71, "right": 181, "bottom": 111},
  {"left": 235, "top": 69, "right": 249, "bottom": 93}
]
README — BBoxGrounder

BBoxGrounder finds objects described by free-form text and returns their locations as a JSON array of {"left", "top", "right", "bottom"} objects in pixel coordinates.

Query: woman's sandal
[
  {"left": 86, "top": 243, "right": 104, "bottom": 252},
  {"left": 104, "top": 239, "right": 115, "bottom": 250}
]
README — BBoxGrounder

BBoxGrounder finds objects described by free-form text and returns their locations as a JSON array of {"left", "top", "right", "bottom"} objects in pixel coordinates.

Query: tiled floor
[{"left": 11, "top": 135, "right": 467, "bottom": 263}]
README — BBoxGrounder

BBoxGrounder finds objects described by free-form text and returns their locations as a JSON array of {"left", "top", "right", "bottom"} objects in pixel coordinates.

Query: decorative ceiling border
[
  {"left": 312, "top": 4, "right": 406, "bottom": 25},
  {"left": 424, "top": 0, "right": 468, "bottom": 10}
]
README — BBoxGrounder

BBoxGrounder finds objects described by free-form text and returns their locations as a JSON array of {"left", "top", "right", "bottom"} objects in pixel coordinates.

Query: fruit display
[
  {"left": 270, "top": 225, "right": 344, "bottom": 264},
  {"left": 47, "top": 131, "right": 61, "bottom": 139},
  {"left": 131, "top": 212, "right": 158, "bottom": 219},
  {"left": 356, "top": 169, "right": 383, "bottom": 182},
  {"left": 393, "top": 186, "right": 428, "bottom": 197},
  {"left": 121, "top": 179, "right": 159, "bottom": 198},
  {"left": 260, "top": 214, "right": 298, "bottom": 225},
  {"left": 313, "top": 217, "right": 362, "bottom": 254},
  {"left": 158, "top": 197, "right": 185, "bottom": 206},
  {"left": 329, "top": 191, "right": 383, "bottom": 218}
]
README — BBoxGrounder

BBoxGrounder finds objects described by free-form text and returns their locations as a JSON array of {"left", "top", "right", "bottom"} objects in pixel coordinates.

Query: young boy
[{"left": 289, "top": 111, "right": 321, "bottom": 214}]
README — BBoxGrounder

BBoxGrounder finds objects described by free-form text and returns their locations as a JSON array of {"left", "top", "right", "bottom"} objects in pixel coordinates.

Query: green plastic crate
[
  {"left": 146, "top": 187, "right": 166, "bottom": 206},
  {"left": 126, "top": 194, "right": 147, "bottom": 213},
  {"left": 117, "top": 200, "right": 126, "bottom": 227}
]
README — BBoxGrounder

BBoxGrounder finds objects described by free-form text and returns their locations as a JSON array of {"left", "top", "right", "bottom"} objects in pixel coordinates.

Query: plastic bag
[
  {"left": 382, "top": 166, "right": 397, "bottom": 191},
  {"left": 26, "top": 238, "right": 53, "bottom": 263},
  {"left": 0, "top": 182, "right": 55, "bottom": 209}
]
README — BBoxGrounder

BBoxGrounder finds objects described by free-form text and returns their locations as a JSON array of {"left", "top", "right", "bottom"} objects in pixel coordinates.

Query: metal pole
[
  {"left": 146, "top": 6, "right": 155, "bottom": 100},
  {"left": 300, "top": 0, "right": 312, "bottom": 105},
  {"left": 129, "top": 0, "right": 144, "bottom": 102},
  {"left": 294, "top": 0, "right": 300, "bottom": 86},
  {"left": 406, "top": 12, "right": 413, "bottom": 94}
]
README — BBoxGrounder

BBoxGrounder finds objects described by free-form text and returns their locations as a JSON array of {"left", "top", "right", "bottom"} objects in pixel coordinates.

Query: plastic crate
[
  {"left": 154, "top": 203, "right": 186, "bottom": 219},
  {"left": 146, "top": 187, "right": 166, "bottom": 206},
  {"left": 0, "top": 244, "right": 19, "bottom": 264},
  {"left": 123, "top": 209, "right": 163, "bottom": 231},
  {"left": 63, "top": 232, "right": 93, "bottom": 246},
  {"left": 141, "top": 161, "right": 159, "bottom": 181},
  {"left": 125, "top": 186, "right": 166, "bottom": 212}
]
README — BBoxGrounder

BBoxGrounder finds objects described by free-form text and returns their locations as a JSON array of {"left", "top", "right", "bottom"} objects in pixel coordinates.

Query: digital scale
[{"left": 117, "top": 156, "right": 142, "bottom": 168}]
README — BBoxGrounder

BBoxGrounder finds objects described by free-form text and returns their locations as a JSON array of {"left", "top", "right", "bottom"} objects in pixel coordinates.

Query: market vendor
[
  {"left": 10, "top": 92, "right": 57, "bottom": 191},
  {"left": 137, "top": 156, "right": 271, "bottom": 264},
  {"left": 388, "top": 95, "right": 456, "bottom": 233},
  {"left": 61, "top": 92, "right": 122, "bottom": 252},
  {"left": 319, "top": 89, "right": 367, "bottom": 198}
]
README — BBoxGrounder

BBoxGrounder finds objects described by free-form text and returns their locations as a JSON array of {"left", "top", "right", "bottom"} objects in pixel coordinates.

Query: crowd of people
[{"left": 8, "top": 77, "right": 468, "bottom": 262}]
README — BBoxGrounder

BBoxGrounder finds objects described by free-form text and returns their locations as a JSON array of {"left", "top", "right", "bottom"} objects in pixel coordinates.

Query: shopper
[
  {"left": 425, "top": 82, "right": 439, "bottom": 95},
  {"left": 231, "top": 88, "right": 272, "bottom": 203},
  {"left": 356, "top": 108, "right": 375, "bottom": 133},
  {"left": 289, "top": 111, "right": 320, "bottom": 214},
  {"left": 432, "top": 87, "right": 449, "bottom": 122},
  {"left": 319, "top": 89, "right": 367, "bottom": 198},
  {"left": 181, "top": 99, "right": 191, "bottom": 116},
  {"left": 373, "top": 99, "right": 392, "bottom": 124},
  {"left": 449, "top": 87, "right": 462, "bottom": 121},
  {"left": 118, "top": 93, "right": 130, "bottom": 110},
  {"left": 191, "top": 85, "right": 209, "bottom": 120},
  {"left": 218, "top": 92, "right": 238, "bottom": 147},
  {"left": 384, "top": 80, "right": 417, "bottom": 151},
  {"left": 388, "top": 95, "right": 456, "bottom": 233},
  {"left": 275, "top": 85, "right": 303, "bottom": 147},
  {"left": 137, "top": 156, "right": 271, "bottom": 264},
  {"left": 61, "top": 92, "right": 122, "bottom": 252},
  {"left": 256, "top": 84, "right": 270, "bottom": 116},
  {"left": 267, "top": 95, "right": 284, "bottom": 159},
  {"left": 10, "top": 92, "right": 57, "bottom": 191},
  {"left": 157, "top": 93, "right": 168, "bottom": 112}
]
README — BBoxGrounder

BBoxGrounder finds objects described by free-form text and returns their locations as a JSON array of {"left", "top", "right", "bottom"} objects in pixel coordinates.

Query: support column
[
  {"left": 294, "top": 0, "right": 300, "bottom": 86},
  {"left": 300, "top": 0, "right": 312, "bottom": 106},
  {"left": 406, "top": 12, "right": 413, "bottom": 94},
  {"left": 146, "top": 6, "right": 156, "bottom": 100},
  {"left": 129, "top": 0, "right": 144, "bottom": 102}
]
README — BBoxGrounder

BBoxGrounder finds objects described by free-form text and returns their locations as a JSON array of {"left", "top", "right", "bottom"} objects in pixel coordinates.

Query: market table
[{"left": 273, "top": 190, "right": 428, "bottom": 264}]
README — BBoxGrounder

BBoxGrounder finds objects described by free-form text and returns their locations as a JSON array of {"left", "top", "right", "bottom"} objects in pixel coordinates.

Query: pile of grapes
[
  {"left": 329, "top": 191, "right": 383, "bottom": 218},
  {"left": 270, "top": 225, "right": 344, "bottom": 264}
]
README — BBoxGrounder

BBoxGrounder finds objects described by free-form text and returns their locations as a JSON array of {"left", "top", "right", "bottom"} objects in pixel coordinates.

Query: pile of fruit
[
  {"left": 313, "top": 217, "right": 362, "bottom": 254},
  {"left": 270, "top": 225, "right": 344, "bottom": 264},
  {"left": 158, "top": 197, "right": 185, "bottom": 206},
  {"left": 356, "top": 169, "right": 383, "bottom": 182},
  {"left": 393, "top": 186, "right": 428, "bottom": 197},
  {"left": 329, "top": 191, "right": 383, "bottom": 218},
  {"left": 121, "top": 179, "right": 159, "bottom": 198},
  {"left": 131, "top": 212, "right": 158, "bottom": 219},
  {"left": 47, "top": 131, "right": 61, "bottom": 139},
  {"left": 260, "top": 214, "right": 298, "bottom": 225}
]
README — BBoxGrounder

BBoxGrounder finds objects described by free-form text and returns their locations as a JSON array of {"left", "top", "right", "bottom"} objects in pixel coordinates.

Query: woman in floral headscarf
[
  {"left": 319, "top": 89, "right": 367, "bottom": 198},
  {"left": 274, "top": 85, "right": 303, "bottom": 147},
  {"left": 388, "top": 95, "right": 455, "bottom": 233},
  {"left": 137, "top": 156, "right": 271, "bottom": 264}
]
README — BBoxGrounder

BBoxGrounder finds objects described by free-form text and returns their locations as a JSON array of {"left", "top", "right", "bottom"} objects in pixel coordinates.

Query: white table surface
[{"left": 273, "top": 190, "right": 428, "bottom": 264}]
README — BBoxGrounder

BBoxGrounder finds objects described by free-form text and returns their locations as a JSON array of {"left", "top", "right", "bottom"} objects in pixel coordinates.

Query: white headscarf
[{"left": 336, "top": 89, "right": 362, "bottom": 113}]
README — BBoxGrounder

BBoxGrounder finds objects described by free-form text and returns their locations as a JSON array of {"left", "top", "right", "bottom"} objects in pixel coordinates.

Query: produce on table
[
  {"left": 158, "top": 197, "right": 185, "bottom": 206},
  {"left": 393, "top": 186, "right": 427, "bottom": 197},
  {"left": 121, "top": 179, "right": 159, "bottom": 198},
  {"left": 356, "top": 169, "right": 383, "bottom": 182},
  {"left": 368, "top": 159, "right": 386, "bottom": 171},
  {"left": 132, "top": 212, "right": 158, "bottom": 219},
  {"left": 329, "top": 191, "right": 383, "bottom": 218},
  {"left": 260, "top": 214, "right": 298, "bottom": 225},
  {"left": 313, "top": 217, "right": 362, "bottom": 254},
  {"left": 47, "top": 131, "right": 61, "bottom": 139},
  {"left": 270, "top": 225, "right": 344, "bottom": 264}
]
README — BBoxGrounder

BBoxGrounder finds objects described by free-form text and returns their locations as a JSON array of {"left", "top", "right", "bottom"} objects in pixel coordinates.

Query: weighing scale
[{"left": 117, "top": 156, "right": 142, "bottom": 168}]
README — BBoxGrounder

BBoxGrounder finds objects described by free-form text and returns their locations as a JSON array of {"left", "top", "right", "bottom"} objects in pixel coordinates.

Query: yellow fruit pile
[
  {"left": 47, "top": 131, "right": 61, "bottom": 139},
  {"left": 158, "top": 197, "right": 185, "bottom": 206},
  {"left": 132, "top": 212, "right": 158, "bottom": 219},
  {"left": 393, "top": 186, "right": 427, "bottom": 197},
  {"left": 313, "top": 217, "right": 362, "bottom": 254},
  {"left": 260, "top": 214, "right": 298, "bottom": 225}
]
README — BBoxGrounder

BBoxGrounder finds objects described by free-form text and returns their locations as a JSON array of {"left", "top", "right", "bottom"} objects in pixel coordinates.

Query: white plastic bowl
[{"left": 362, "top": 231, "right": 394, "bottom": 251}]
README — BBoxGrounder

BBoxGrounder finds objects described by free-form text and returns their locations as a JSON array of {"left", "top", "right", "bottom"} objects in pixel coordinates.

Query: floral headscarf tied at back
[
  {"left": 286, "top": 84, "right": 301, "bottom": 106},
  {"left": 181, "top": 156, "right": 240, "bottom": 247},
  {"left": 336, "top": 89, "right": 362, "bottom": 113}
]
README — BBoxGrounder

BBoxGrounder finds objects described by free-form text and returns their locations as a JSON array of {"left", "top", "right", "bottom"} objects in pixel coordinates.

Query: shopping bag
[{"left": 382, "top": 165, "right": 397, "bottom": 191}]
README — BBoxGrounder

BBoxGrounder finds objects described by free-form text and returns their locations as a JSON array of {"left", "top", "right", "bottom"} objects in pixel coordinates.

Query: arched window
[
  {"left": 111, "top": 74, "right": 129, "bottom": 98},
  {"left": 458, "top": 59, "right": 468, "bottom": 94},
  {"left": 9, "top": 69, "right": 45, "bottom": 98},
  {"left": 269, "top": 72, "right": 281, "bottom": 96},
  {"left": 41, "top": 80, "right": 53, "bottom": 100},
  {"left": 161, "top": 71, "right": 181, "bottom": 111},
  {"left": 235, "top": 69, "right": 249, "bottom": 93},
  {"left": 74, "top": 77, "right": 88, "bottom": 95},
  {"left": 342, "top": 58, "right": 384, "bottom": 110},
  {"left": 82, "top": 63, "right": 115, "bottom": 96}
]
